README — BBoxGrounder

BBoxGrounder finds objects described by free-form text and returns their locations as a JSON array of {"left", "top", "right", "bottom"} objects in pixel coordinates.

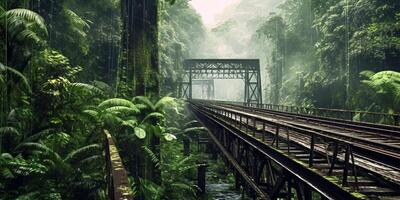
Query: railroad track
[
  {"left": 190, "top": 100, "right": 400, "bottom": 200},
  {"left": 211, "top": 101, "right": 400, "bottom": 170}
]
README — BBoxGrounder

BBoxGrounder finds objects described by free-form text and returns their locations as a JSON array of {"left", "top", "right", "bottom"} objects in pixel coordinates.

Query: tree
[{"left": 119, "top": 0, "right": 160, "bottom": 98}]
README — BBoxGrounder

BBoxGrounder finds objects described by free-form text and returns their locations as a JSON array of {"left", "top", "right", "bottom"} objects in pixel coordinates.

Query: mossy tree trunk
[
  {"left": 120, "top": 0, "right": 160, "bottom": 98},
  {"left": 119, "top": 0, "right": 161, "bottom": 189}
]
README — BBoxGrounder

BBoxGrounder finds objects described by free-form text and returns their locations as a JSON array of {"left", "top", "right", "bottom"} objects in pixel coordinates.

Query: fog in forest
[{"left": 190, "top": 0, "right": 283, "bottom": 102}]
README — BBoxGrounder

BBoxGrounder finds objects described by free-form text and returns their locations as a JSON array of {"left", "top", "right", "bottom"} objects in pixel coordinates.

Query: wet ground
[
  {"left": 206, "top": 183, "right": 244, "bottom": 200},
  {"left": 203, "top": 156, "right": 250, "bottom": 200}
]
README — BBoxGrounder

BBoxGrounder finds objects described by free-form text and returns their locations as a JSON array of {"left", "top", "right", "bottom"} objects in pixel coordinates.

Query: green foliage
[
  {"left": 0, "top": 8, "right": 47, "bottom": 46},
  {"left": 361, "top": 70, "right": 400, "bottom": 112}
]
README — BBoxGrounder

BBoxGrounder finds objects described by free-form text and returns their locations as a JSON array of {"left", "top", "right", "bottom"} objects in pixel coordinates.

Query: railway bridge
[
  {"left": 188, "top": 100, "right": 400, "bottom": 200},
  {"left": 180, "top": 59, "right": 400, "bottom": 200}
]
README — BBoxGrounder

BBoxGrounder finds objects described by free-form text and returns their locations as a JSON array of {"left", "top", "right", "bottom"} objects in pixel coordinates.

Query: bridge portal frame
[{"left": 181, "top": 59, "right": 262, "bottom": 104}]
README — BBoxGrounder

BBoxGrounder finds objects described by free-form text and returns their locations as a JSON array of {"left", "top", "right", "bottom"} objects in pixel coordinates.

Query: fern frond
[
  {"left": 0, "top": 63, "right": 31, "bottom": 93},
  {"left": 132, "top": 96, "right": 156, "bottom": 111},
  {"left": 182, "top": 127, "right": 207, "bottom": 135},
  {"left": 183, "top": 120, "right": 200, "bottom": 128},
  {"left": 142, "top": 146, "right": 160, "bottom": 168},
  {"left": 22, "top": 128, "right": 54, "bottom": 143},
  {"left": 83, "top": 109, "right": 99, "bottom": 119},
  {"left": 154, "top": 96, "right": 177, "bottom": 111},
  {"left": 122, "top": 119, "right": 138, "bottom": 129},
  {"left": 141, "top": 112, "right": 165, "bottom": 124},
  {"left": 19, "top": 142, "right": 62, "bottom": 164},
  {"left": 4, "top": 9, "right": 47, "bottom": 33},
  {"left": 69, "top": 82, "right": 103, "bottom": 96},
  {"left": 78, "top": 155, "right": 103, "bottom": 167},
  {"left": 64, "top": 144, "right": 102, "bottom": 164},
  {"left": 105, "top": 106, "right": 140, "bottom": 116},
  {"left": 0, "top": 126, "right": 20, "bottom": 137},
  {"left": 99, "top": 98, "right": 135, "bottom": 109},
  {"left": 170, "top": 182, "right": 196, "bottom": 195}
]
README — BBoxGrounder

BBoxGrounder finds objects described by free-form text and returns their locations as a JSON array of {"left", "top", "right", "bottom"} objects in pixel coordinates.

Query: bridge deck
[{"left": 189, "top": 100, "right": 400, "bottom": 200}]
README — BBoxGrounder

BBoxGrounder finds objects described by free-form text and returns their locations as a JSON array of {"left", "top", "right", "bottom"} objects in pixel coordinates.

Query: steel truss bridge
[
  {"left": 189, "top": 100, "right": 400, "bottom": 200},
  {"left": 181, "top": 59, "right": 262, "bottom": 104}
]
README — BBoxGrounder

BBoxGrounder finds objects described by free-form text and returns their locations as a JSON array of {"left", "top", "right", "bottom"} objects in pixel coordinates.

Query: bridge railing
[
  {"left": 247, "top": 103, "right": 400, "bottom": 126},
  {"left": 104, "top": 130, "right": 134, "bottom": 200},
  {"left": 197, "top": 99, "right": 400, "bottom": 126}
]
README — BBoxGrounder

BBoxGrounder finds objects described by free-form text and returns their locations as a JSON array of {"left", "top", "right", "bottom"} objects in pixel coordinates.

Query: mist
[{"left": 190, "top": 0, "right": 283, "bottom": 102}]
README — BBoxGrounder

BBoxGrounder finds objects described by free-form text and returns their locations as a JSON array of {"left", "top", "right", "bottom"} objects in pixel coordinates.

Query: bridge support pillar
[{"left": 197, "top": 162, "right": 208, "bottom": 195}]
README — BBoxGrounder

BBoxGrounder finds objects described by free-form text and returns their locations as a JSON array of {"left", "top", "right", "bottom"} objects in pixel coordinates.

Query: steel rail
[
  {"left": 194, "top": 100, "right": 400, "bottom": 171},
  {"left": 190, "top": 102, "right": 360, "bottom": 200},
  {"left": 221, "top": 104, "right": 400, "bottom": 151}
]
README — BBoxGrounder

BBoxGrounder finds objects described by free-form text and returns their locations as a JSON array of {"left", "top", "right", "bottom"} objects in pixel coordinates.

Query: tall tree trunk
[
  {"left": 120, "top": 0, "right": 160, "bottom": 98},
  {"left": 119, "top": 0, "right": 161, "bottom": 191}
]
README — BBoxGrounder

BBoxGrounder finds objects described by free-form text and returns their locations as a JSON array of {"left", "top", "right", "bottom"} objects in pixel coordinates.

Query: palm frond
[{"left": 64, "top": 144, "right": 102, "bottom": 164}]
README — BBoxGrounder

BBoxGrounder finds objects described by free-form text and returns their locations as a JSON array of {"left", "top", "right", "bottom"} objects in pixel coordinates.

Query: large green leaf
[
  {"left": 134, "top": 127, "right": 146, "bottom": 139},
  {"left": 164, "top": 133, "right": 177, "bottom": 141}
]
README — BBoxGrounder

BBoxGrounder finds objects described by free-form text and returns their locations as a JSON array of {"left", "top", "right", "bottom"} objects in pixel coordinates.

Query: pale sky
[{"left": 189, "top": 0, "right": 240, "bottom": 27}]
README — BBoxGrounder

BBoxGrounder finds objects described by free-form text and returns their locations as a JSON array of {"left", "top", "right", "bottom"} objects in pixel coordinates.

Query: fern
[
  {"left": 182, "top": 127, "right": 207, "bottom": 135},
  {"left": 132, "top": 96, "right": 156, "bottom": 111},
  {"left": 22, "top": 128, "right": 54, "bottom": 143},
  {"left": 69, "top": 82, "right": 103, "bottom": 96},
  {"left": 142, "top": 146, "right": 160, "bottom": 169},
  {"left": 105, "top": 106, "right": 140, "bottom": 116},
  {"left": 64, "top": 144, "right": 102, "bottom": 164},
  {"left": 0, "top": 63, "right": 31, "bottom": 93},
  {"left": 78, "top": 155, "right": 103, "bottom": 167},
  {"left": 154, "top": 96, "right": 177, "bottom": 111},
  {"left": 18, "top": 143, "right": 63, "bottom": 165},
  {"left": 98, "top": 98, "right": 136, "bottom": 109},
  {"left": 3, "top": 9, "right": 47, "bottom": 34},
  {"left": 0, "top": 126, "right": 20, "bottom": 137},
  {"left": 170, "top": 182, "right": 196, "bottom": 195},
  {"left": 141, "top": 112, "right": 165, "bottom": 124},
  {"left": 183, "top": 120, "right": 200, "bottom": 129}
]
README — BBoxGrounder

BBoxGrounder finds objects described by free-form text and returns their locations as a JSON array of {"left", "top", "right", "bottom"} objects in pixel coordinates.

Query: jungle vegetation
[{"left": 0, "top": 0, "right": 399, "bottom": 199}]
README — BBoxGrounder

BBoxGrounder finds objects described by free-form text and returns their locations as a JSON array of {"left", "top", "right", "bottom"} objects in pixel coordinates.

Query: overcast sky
[{"left": 189, "top": 0, "right": 240, "bottom": 27}]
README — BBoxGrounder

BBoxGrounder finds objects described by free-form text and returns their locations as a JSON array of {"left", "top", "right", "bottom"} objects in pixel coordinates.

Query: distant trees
[{"left": 255, "top": 0, "right": 400, "bottom": 112}]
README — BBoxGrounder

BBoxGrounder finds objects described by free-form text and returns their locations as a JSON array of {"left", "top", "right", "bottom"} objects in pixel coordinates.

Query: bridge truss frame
[{"left": 181, "top": 59, "right": 262, "bottom": 104}]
